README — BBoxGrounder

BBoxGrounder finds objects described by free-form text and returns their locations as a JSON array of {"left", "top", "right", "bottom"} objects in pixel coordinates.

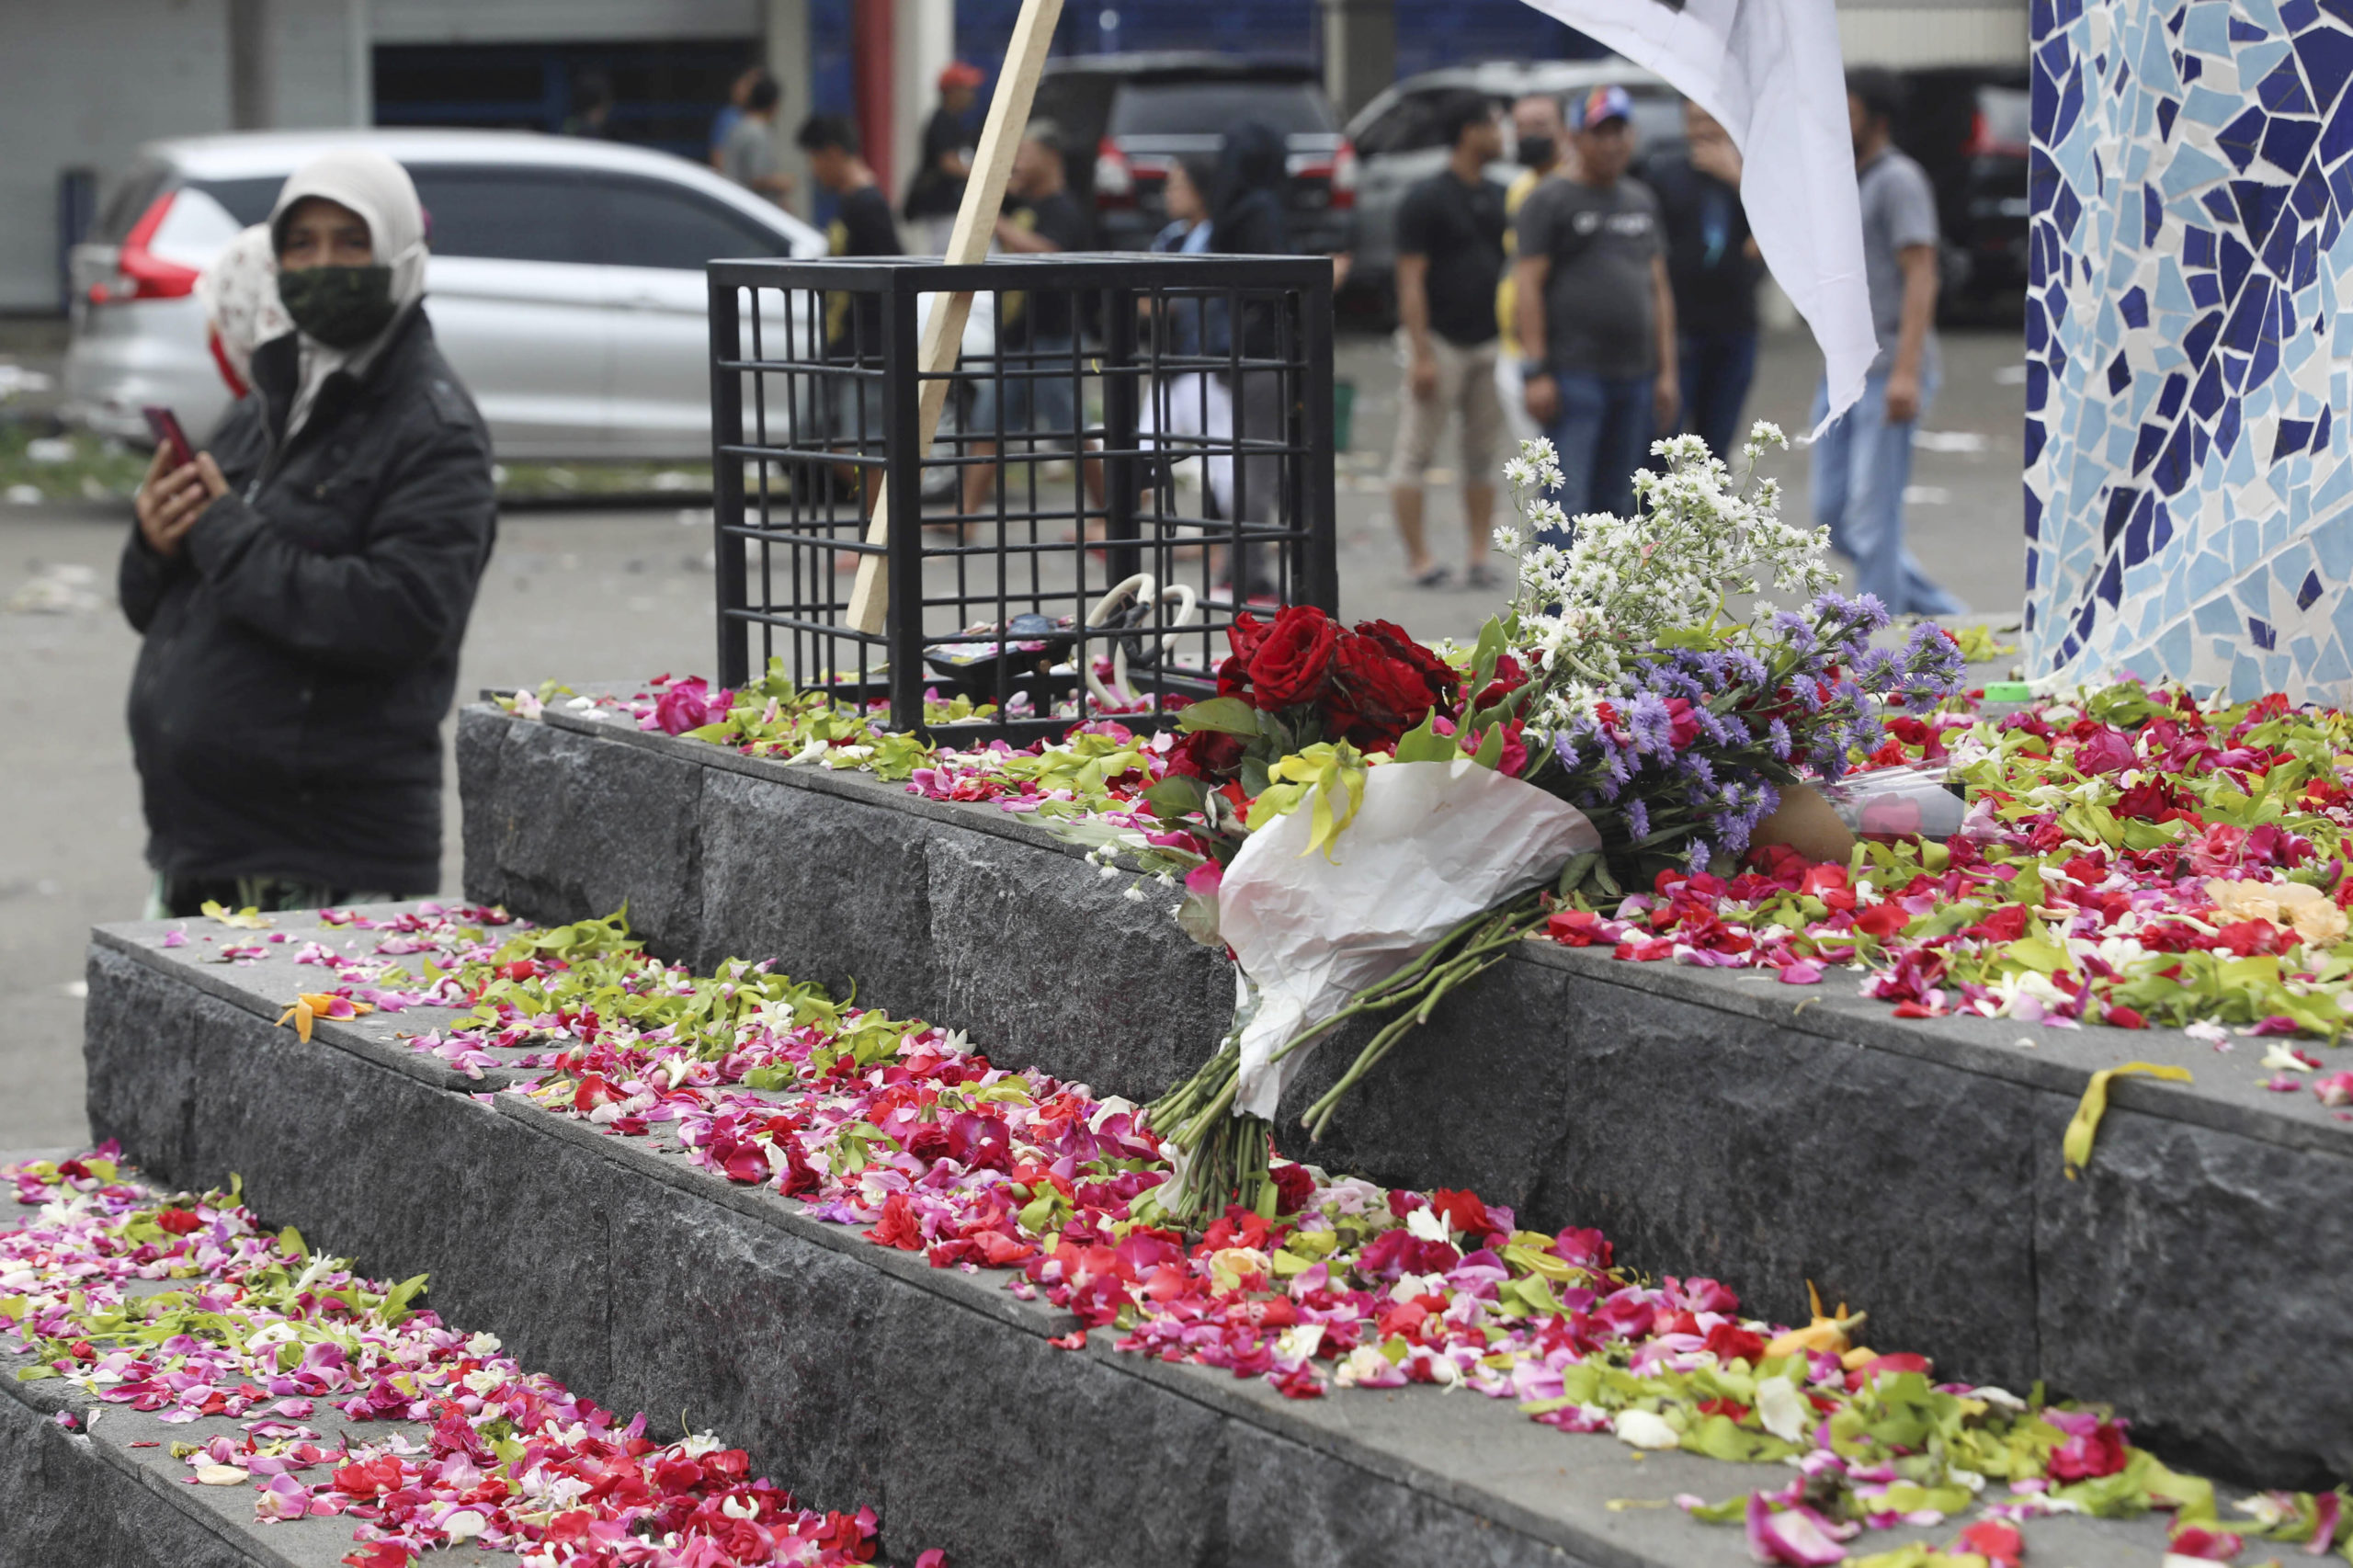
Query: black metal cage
[{"left": 709, "top": 253, "right": 1337, "bottom": 743}]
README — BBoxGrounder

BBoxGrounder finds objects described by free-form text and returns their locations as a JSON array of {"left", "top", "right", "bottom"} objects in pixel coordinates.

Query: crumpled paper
[{"left": 1217, "top": 758, "right": 1600, "bottom": 1120}]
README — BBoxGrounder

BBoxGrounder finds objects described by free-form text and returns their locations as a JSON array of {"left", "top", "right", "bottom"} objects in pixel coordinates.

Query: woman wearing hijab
[
  {"left": 1206, "top": 122, "right": 1293, "bottom": 595},
  {"left": 193, "top": 224, "right": 290, "bottom": 398},
  {"left": 122, "top": 148, "right": 497, "bottom": 918}
]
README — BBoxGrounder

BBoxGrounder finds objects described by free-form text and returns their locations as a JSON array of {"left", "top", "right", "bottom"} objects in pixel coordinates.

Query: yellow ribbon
[{"left": 2063, "top": 1062, "right": 2194, "bottom": 1179}]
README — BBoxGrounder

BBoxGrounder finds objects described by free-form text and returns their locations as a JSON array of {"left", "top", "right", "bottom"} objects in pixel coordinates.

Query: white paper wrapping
[{"left": 1218, "top": 759, "right": 1601, "bottom": 1120}]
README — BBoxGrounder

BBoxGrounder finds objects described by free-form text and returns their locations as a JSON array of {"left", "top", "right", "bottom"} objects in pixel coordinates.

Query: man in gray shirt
[
  {"left": 720, "top": 73, "right": 793, "bottom": 206},
  {"left": 1808, "top": 68, "right": 1963, "bottom": 615},
  {"left": 1513, "top": 85, "right": 1679, "bottom": 532}
]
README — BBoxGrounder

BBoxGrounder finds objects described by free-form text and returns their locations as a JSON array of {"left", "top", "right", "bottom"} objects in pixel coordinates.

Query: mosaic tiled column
[{"left": 2025, "top": 0, "right": 2353, "bottom": 699}]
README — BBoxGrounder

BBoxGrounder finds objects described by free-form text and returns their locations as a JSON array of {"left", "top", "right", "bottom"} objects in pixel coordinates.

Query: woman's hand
[{"left": 134, "top": 447, "right": 227, "bottom": 558}]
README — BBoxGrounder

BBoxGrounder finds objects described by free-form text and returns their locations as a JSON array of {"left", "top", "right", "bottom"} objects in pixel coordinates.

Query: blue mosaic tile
[
  {"left": 2029, "top": 0, "right": 2353, "bottom": 703},
  {"left": 2296, "top": 25, "right": 2353, "bottom": 101}
]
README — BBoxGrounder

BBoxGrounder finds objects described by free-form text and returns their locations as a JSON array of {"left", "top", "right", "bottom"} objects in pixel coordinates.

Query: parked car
[
  {"left": 1028, "top": 53, "right": 1354, "bottom": 256},
  {"left": 63, "top": 129, "right": 828, "bottom": 461},
  {"left": 1893, "top": 67, "right": 2030, "bottom": 319},
  {"left": 1342, "top": 58, "right": 1681, "bottom": 312}
]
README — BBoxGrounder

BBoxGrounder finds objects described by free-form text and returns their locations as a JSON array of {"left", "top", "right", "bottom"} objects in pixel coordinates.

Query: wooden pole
[{"left": 843, "top": 0, "right": 1066, "bottom": 634}]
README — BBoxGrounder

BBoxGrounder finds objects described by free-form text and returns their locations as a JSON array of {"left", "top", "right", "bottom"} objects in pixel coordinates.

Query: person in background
[
  {"left": 1811, "top": 68, "right": 1965, "bottom": 615},
  {"left": 1644, "top": 100, "right": 1764, "bottom": 461},
  {"left": 1139, "top": 155, "right": 1238, "bottom": 528},
  {"left": 904, "top": 61, "right": 984, "bottom": 255},
  {"left": 563, "top": 70, "right": 616, "bottom": 139},
  {"left": 1495, "top": 90, "right": 1567, "bottom": 449},
  {"left": 960, "top": 123, "right": 1103, "bottom": 524},
  {"left": 799, "top": 114, "right": 902, "bottom": 517},
  {"left": 719, "top": 72, "right": 792, "bottom": 206},
  {"left": 193, "top": 224, "right": 290, "bottom": 400},
  {"left": 1513, "top": 84, "right": 1677, "bottom": 532},
  {"left": 710, "top": 65, "right": 765, "bottom": 171},
  {"left": 1206, "top": 119, "right": 1295, "bottom": 597},
  {"left": 1389, "top": 90, "right": 1508, "bottom": 590},
  {"left": 121, "top": 148, "right": 496, "bottom": 918}
]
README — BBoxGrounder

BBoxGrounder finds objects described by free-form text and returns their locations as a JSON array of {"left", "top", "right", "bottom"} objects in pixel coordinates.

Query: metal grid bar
[{"left": 707, "top": 253, "right": 1336, "bottom": 742}]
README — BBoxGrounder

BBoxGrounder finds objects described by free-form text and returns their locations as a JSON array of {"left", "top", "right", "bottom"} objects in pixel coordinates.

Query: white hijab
[
  {"left": 267, "top": 148, "right": 429, "bottom": 437},
  {"left": 193, "top": 224, "right": 291, "bottom": 392}
]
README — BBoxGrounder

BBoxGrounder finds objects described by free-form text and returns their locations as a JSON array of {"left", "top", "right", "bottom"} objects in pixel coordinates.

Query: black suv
[
  {"left": 1895, "top": 67, "right": 2031, "bottom": 319},
  {"left": 1028, "top": 53, "right": 1355, "bottom": 254}
]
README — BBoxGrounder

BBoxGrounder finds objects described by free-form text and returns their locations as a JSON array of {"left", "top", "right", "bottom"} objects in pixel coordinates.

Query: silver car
[
  {"left": 62, "top": 129, "right": 827, "bottom": 461},
  {"left": 1344, "top": 59, "right": 1682, "bottom": 304}
]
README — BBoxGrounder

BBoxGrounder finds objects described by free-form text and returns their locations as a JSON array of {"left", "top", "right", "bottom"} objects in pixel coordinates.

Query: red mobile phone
[{"left": 142, "top": 405, "right": 195, "bottom": 470}]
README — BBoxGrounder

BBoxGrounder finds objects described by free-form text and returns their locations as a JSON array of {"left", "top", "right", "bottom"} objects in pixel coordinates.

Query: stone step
[
  {"left": 2, "top": 1218, "right": 506, "bottom": 1568},
  {"left": 81, "top": 915, "right": 2185, "bottom": 1568},
  {"left": 456, "top": 698, "right": 2353, "bottom": 1489}
]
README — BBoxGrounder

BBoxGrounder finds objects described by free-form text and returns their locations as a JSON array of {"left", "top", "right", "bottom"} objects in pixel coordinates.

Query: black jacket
[{"left": 119, "top": 308, "right": 496, "bottom": 892}]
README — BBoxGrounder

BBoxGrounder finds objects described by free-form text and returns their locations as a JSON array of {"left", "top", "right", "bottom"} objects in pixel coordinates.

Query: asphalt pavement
[{"left": 0, "top": 321, "right": 2024, "bottom": 1148}]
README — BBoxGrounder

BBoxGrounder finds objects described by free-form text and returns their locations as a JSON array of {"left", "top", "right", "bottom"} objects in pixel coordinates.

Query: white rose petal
[
  {"left": 1404, "top": 1205, "right": 1450, "bottom": 1244},
  {"left": 1753, "top": 1375, "right": 1808, "bottom": 1442},
  {"left": 1612, "top": 1408, "right": 1681, "bottom": 1449}
]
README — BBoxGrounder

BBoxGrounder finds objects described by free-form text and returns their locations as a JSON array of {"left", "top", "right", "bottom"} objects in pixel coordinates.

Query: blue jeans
[
  {"left": 1541, "top": 369, "right": 1654, "bottom": 541},
  {"left": 971, "top": 335, "right": 1080, "bottom": 440},
  {"left": 1808, "top": 369, "right": 1966, "bottom": 616},
  {"left": 1677, "top": 330, "right": 1758, "bottom": 460}
]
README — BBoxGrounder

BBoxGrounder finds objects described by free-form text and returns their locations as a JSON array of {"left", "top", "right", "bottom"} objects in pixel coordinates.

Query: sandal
[
  {"left": 1465, "top": 562, "right": 1503, "bottom": 592},
  {"left": 1410, "top": 562, "right": 1453, "bottom": 589}
]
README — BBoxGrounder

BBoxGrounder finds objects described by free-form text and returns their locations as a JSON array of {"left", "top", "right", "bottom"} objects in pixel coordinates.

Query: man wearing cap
[
  {"left": 1512, "top": 84, "right": 1677, "bottom": 532},
  {"left": 905, "top": 62, "right": 984, "bottom": 255}
]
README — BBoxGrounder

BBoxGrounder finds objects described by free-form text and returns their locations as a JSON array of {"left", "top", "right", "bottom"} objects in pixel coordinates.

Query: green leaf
[
  {"left": 2007, "top": 924, "right": 2070, "bottom": 976},
  {"left": 1142, "top": 775, "right": 1209, "bottom": 820},
  {"left": 1471, "top": 722, "right": 1506, "bottom": 770},
  {"left": 1392, "top": 711, "right": 1460, "bottom": 766},
  {"left": 1680, "top": 1494, "right": 1749, "bottom": 1525},
  {"left": 1176, "top": 697, "right": 1262, "bottom": 736},
  {"left": 1682, "top": 1413, "right": 1795, "bottom": 1462},
  {"left": 378, "top": 1273, "right": 430, "bottom": 1327},
  {"left": 1556, "top": 851, "right": 1599, "bottom": 898},
  {"left": 1017, "top": 1189, "right": 1063, "bottom": 1236}
]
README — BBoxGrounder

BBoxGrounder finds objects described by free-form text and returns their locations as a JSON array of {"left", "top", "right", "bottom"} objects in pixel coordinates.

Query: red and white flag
[{"left": 1517, "top": 0, "right": 1873, "bottom": 425}]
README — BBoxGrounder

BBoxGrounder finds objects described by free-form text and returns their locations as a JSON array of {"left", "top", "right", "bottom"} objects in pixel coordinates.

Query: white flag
[{"left": 1515, "top": 0, "right": 1873, "bottom": 426}]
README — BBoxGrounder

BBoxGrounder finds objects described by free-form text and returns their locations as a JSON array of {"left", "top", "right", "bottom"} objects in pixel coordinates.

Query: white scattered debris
[{"left": 4, "top": 562, "right": 102, "bottom": 614}]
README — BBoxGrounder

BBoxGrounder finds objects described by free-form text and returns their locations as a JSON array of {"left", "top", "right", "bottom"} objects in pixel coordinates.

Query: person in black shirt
[
  {"left": 961, "top": 123, "right": 1103, "bottom": 526},
  {"left": 798, "top": 115, "right": 902, "bottom": 515},
  {"left": 904, "top": 61, "right": 983, "bottom": 254},
  {"left": 799, "top": 115, "right": 901, "bottom": 350},
  {"left": 1389, "top": 90, "right": 1508, "bottom": 589},
  {"left": 1643, "top": 99, "right": 1765, "bottom": 460}
]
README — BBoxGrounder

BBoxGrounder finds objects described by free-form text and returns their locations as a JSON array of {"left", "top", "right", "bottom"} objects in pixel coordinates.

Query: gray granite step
[
  {"left": 1, "top": 1217, "right": 506, "bottom": 1568},
  {"left": 453, "top": 698, "right": 2353, "bottom": 1490},
  {"left": 78, "top": 915, "right": 2185, "bottom": 1568}
]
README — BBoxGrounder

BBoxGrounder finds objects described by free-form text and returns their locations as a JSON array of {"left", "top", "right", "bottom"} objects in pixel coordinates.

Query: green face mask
[{"left": 277, "top": 265, "right": 398, "bottom": 349}]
